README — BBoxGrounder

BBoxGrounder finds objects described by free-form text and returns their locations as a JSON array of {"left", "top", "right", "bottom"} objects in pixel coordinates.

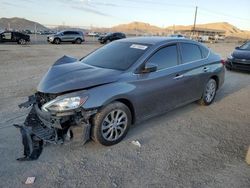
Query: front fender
[{"left": 82, "top": 82, "right": 136, "bottom": 109}]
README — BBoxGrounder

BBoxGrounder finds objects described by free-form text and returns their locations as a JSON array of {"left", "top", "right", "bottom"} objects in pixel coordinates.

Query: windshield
[
  {"left": 239, "top": 41, "right": 250, "bottom": 50},
  {"left": 81, "top": 42, "right": 150, "bottom": 71}
]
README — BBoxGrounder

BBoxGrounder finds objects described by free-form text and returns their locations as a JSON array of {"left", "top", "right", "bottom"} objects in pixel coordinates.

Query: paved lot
[{"left": 0, "top": 41, "right": 249, "bottom": 188}]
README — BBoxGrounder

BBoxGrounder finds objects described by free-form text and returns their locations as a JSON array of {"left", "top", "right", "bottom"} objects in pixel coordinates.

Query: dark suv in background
[
  {"left": 98, "top": 32, "right": 126, "bottom": 44},
  {"left": 47, "top": 30, "right": 85, "bottom": 44},
  {"left": 0, "top": 31, "right": 30, "bottom": 44}
]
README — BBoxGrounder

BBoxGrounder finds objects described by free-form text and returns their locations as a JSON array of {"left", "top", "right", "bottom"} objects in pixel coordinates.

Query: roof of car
[{"left": 119, "top": 36, "right": 194, "bottom": 45}]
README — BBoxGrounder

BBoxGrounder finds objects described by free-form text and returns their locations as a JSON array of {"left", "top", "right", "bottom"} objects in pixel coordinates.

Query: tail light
[{"left": 221, "top": 59, "right": 226, "bottom": 65}]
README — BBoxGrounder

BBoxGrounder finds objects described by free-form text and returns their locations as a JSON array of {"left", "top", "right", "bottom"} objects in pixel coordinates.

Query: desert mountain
[
  {"left": 109, "top": 21, "right": 249, "bottom": 38},
  {"left": 0, "top": 17, "right": 249, "bottom": 39},
  {"left": 168, "top": 22, "right": 240, "bottom": 34},
  {"left": 111, "top": 21, "right": 169, "bottom": 35},
  {"left": 0, "top": 17, "right": 48, "bottom": 31}
]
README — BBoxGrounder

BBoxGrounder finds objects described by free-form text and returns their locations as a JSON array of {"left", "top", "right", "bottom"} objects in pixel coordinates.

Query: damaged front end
[{"left": 15, "top": 92, "right": 97, "bottom": 161}]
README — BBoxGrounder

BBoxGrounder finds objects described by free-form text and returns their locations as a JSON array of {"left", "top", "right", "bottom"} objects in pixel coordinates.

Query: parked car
[
  {"left": 225, "top": 41, "right": 250, "bottom": 71},
  {"left": 17, "top": 37, "right": 225, "bottom": 160},
  {"left": 47, "top": 30, "right": 85, "bottom": 44},
  {"left": 98, "top": 32, "right": 126, "bottom": 44},
  {"left": 168, "top": 34, "right": 185, "bottom": 38},
  {"left": 0, "top": 31, "right": 30, "bottom": 44},
  {"left": 87, "top": 32, "right": 100, "bottom": 37}
]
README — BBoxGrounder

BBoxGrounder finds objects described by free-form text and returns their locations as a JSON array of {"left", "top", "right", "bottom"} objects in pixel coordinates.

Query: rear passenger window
[
  {"left": 63, "top": 31, "right": 71, "bottom": 35},
  {"left": 147, "top": 45, "right": 178, "bottom": 70},
  {"left": 199, "top": 45, "right": 209, "bottom": 58},
  {"left": 180, "top": 43, "right": 202, "bottom": 63}
]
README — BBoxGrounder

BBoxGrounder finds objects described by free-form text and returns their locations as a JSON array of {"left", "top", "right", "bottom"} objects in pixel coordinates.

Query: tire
[
  {"left": 225, "top": 65, "right": 232, "bottom": 71},
  {"left": 53, "top": 38, "right": 61, "bottom": 44},
  {"left": 106, "top": 39, "right": 111, "bottom": 44},
  {"left": 75, "top": 38, "right": 82, "bottom": 44},
  {"left": 198, "top": 78, "right": 217, "bottom": 105},
  {"left": 91, "top": 102, "right": 132, "bottom": 146},
  {"left": 18, "top": 38, "right": 26, "bottom": 45}
]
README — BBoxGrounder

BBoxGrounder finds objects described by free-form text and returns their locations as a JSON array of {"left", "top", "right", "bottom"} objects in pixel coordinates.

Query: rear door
[
  {"left": 178, "top": 42, "right": 210, "bottom": 98},
  {"left": 134, "top": 44, "right": 198, "bottom": 119}
]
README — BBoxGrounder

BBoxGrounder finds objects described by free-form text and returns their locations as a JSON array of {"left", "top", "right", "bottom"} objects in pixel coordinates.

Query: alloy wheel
[
  {"left": 205, "top": 80, "right": 216, "bottom": 103},
  {"left": 101, "top": 109, "right": 128, "bottom": 141}
]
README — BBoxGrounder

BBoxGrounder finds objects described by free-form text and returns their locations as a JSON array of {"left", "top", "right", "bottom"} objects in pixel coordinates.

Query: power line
[{"left": 199, "top": 7, "right": 250, "bottom": 22}]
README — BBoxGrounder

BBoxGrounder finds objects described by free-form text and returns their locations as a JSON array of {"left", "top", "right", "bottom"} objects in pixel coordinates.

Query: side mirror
[
  {"left": 235, "top": 46, "right": 240, "bottom": 50},
  {"left": 142, "top": 63, "right": 157, "bottom": 73}
]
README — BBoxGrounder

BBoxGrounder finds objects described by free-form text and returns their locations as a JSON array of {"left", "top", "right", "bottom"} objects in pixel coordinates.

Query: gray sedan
[{"left": 17, "top": 37, "right": 225, "bottom": 160}]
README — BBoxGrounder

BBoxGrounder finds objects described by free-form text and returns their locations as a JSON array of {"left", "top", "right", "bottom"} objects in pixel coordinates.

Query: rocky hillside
[
  {"left": 111, "top": 21, "right": 250, "bottom": 38},
  {"left": 111, "top": 21, "right": 168, "bottom": 35},
  {"left": 0, "top": 17, "right": 48, "bottom": 31},
  {"left": 168, "top": 22, "right": 250, "bottom": 38}
]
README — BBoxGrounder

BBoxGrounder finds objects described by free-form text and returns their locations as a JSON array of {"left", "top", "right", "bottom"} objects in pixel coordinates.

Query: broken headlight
[{"left": 42, "top": 96, "right": 88, "bottom": 112}]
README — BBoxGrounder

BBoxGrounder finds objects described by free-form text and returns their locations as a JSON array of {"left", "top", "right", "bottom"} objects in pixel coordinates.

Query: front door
[{"left": 133, "top": 44, "right": 199, "bottom": 120}]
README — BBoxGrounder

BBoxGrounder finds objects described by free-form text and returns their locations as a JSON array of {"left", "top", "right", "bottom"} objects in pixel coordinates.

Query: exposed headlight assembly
[{"left": 42, "top": 96, "right": 88, "bottom": 112}]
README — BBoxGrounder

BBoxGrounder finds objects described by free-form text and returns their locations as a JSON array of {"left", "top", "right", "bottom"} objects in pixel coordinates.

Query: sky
[{"left": 1, "top": 0, "right": 250, "bottom": 30}]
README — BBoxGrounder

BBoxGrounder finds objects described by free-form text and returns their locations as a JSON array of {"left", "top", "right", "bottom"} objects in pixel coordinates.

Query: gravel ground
[{"left": 0, "top": 41, "right": 249, "bottom": 188}]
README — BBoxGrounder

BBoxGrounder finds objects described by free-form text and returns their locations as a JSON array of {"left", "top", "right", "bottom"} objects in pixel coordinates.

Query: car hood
[
  {"left": 37, "top": 56, "right": 122, "bottom": 94},
  {"left": 232, "top": 49, "right": 250, "bottom": 60}
]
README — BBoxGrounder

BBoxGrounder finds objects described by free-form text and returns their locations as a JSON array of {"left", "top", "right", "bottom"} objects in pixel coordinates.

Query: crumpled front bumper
[{"left": 15, "top": 94, "right": 97, "bottom": 161}]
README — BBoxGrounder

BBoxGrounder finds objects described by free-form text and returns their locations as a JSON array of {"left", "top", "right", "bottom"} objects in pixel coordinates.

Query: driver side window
[{"left": 147, "top": 45, "right": 178, "bottom": 70}]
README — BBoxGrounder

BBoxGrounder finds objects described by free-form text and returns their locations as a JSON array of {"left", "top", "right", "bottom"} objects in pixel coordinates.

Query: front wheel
[
  {"left": 198, "top": 78, "right": 217, "bottom": 105},
  {"left": 91, "top": 102, "right": 131, "bottom": 146},
  {"left": 18, "top": 39, "right": 26, "bottom": 45},
  {"left": 53, "top": 38, "right": 61, "bottom": 44}
]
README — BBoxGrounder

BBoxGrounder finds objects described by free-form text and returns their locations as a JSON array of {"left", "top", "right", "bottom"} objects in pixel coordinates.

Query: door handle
[
  {"left": 203, "top": 67, "right": 210, "bottom": 72},
  {"left": 174, "top": 74, "right": 184, "bottom": 80}
]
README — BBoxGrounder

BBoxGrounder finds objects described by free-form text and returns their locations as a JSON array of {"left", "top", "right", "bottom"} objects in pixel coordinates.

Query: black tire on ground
[
  {"left": 75, "top": 38, "right": 82, "bottom": 44},
  {"left": 53, "top": 38, "right": 61, "bottom": 44},
  {"left": 198, "top": 78, "right": 217, "bottom": 106},
  {"left": 18, "top": 38, "right": 26, "bottom": 45},
  {"left": 91, "top": 102, "right": 132, "bottom": 146}
]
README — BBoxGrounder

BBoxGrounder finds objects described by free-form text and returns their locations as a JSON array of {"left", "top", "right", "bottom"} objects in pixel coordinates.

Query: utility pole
[
  {"left": 192, "top": 6, "right": 198, "bottom": 37},
  {"left": 34, "top": 23, "right": 37, "bottom": 43}
]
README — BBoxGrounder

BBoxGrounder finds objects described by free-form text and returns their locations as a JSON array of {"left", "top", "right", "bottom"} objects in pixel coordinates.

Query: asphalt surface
[{"left": 0, "top": 41, "right": 249, "bottom": 188}]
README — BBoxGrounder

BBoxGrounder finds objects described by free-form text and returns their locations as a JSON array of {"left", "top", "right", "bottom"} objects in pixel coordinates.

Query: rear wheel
[
  {"left": 198, "top": 78, "right": 217, "bottom": 105},
  {"left": 91, "top": 102, "right": 131, "bottom": 146},
  {"left": 54, "top": 38, "right": 61, "bottom": 44},
  {"left": 75, "top": 38, "right": 82, "bottom": 44}
]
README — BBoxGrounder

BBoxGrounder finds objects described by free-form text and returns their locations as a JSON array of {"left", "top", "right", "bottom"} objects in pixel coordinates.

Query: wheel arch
[
  {"left": 115, "top": 98, "right": 136, "bottom": 124},
  {"left": 53, "top": 37, "right": 61, "bottom": 43},
  {"left": 210, "top": 75, "right": 219, "bottom": 90}
]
